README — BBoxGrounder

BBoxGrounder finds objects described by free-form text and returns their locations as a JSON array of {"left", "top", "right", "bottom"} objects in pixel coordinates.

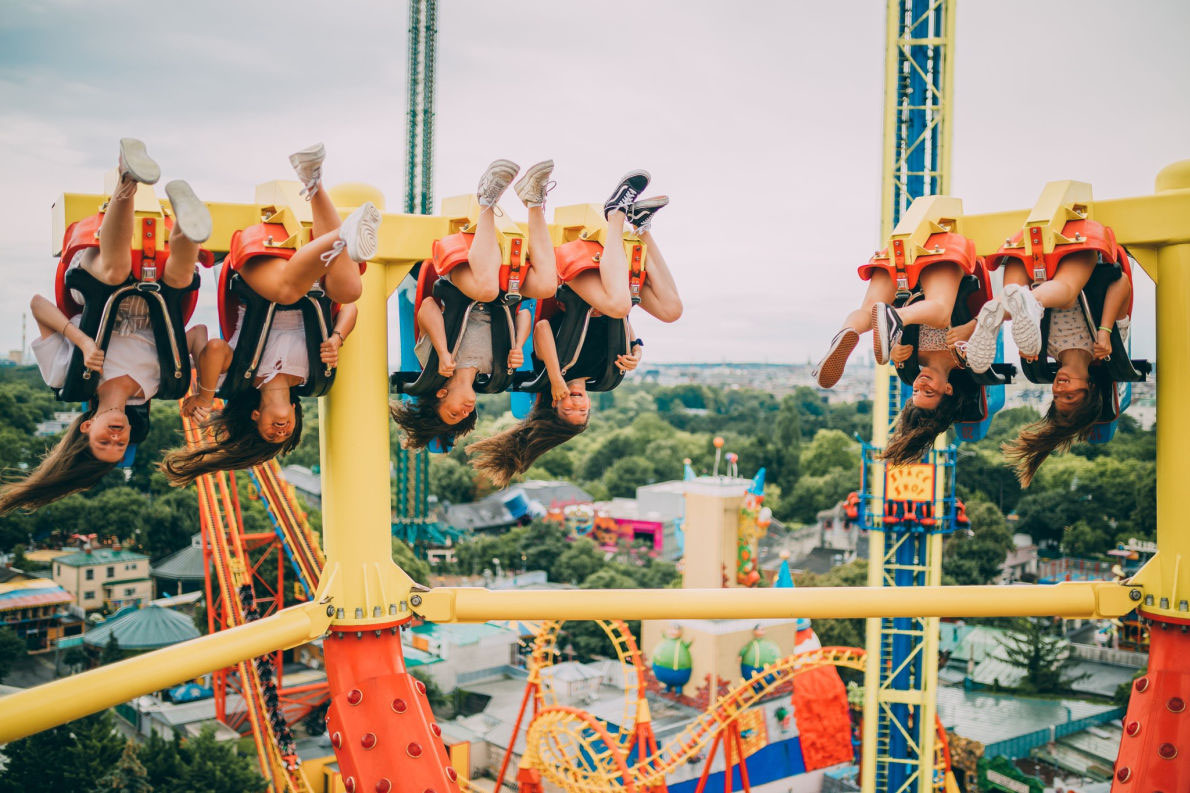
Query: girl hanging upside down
[
  {"left": 0, "top": 139, "right": 212, "bottom": 513},
  {"left": 811, "top": 236, "right": 981, "bottom": 464},
  {"left": 160, "top": 144, "right": 378, "bottom": 484},
  {"left": 391, "top": 158, "right": 560, "bottom": 449},
  {"left": 467, "top": 170, "right": 683, "bottom": 487},
  {"left": 964, "top": 246, "right": 1132, "bottom": 486}
]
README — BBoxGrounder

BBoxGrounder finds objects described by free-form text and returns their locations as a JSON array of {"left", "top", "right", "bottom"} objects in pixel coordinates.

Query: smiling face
[
  {"left": 82, "top": 409, "right": 131, "bottom": 463},
  {"left": 555, "top": 380, "right": 591, "bottom": 426},
  {"left": 911, "top": 366, "right": 953, "bottom": 410},
  {"left": 252, "top": 401, "right": 296, "bottom": 443},
  {"left": 435, "top": 377, "right": 477, "bottom": 425},
  {"left": 1051, "top": 367, "right": 1091, "bottom": 415}
]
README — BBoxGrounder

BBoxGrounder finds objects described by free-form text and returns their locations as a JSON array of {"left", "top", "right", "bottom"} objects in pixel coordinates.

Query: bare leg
[
  {"left": 520, "top": 207, "right": 557, "bottom": 300},
  {"left": 897, "top": 262, "right": 961, "bottom": 328},
  {"left": 447, "top": 208, "right": 501, "bottom": 303},
  {"left": 186, "top": 325, "right": 208, "bottom": 367},
  {"left": 636, "top": 231, "right": 682, "bottom": 323},
  {"left": 568, "top": 211, "right": 632, "bottom": 318},
  {"left": 162, "top": 224, "right": 200, "bottom": 289},
  {"left": 1030, "top": 250, "right": 1097, "bottom": 310},
  {"left": 841, "top": 271, "right": 896, "bottom": 334},
  {"left": 239, "top": 230, "right": 361, "bottom": 306},
  {"left": 91, "top": 177, "right": 137, "bottom": 285},
  {"left": 310, "top": 189, "right": 363, "bottom": 305}
]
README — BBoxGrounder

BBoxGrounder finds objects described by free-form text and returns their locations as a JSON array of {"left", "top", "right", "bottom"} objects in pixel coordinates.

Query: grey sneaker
[
  {"left": 289, "top": 143, "right": 326, "bottom": 199},
  {"left": 164, "top": 180, "right": 212, "bottom": 243},
  {"left": 477, "top": 159, "right": 520, "bottom": 208},
  {"left": 965, "top": 297, "right": 1005, "bottom": 373},
  {"left": 338, "top": 201, "right": 382, "bottom": 262},
  {"left": 603, "top": 170, "right": 650, "bottom": 218},
  {"left": 812, "top": 328, "right": 859, "bottom": 388},
  {"left": 513, "top": 160, "right": 554, "bottom": 208},
  {"left": 625, "top": 195, "right": 669, "bottom": 234},
  {"left": 1004, "top": 283, "right": 1045, "bottom": 359},
  {"left": 118, "top": 138, "right": 160, "bottom": 184}
]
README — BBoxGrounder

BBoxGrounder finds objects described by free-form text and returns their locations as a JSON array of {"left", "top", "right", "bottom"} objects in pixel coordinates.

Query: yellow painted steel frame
[{"left": 5, "top": 167, "right": 1189, "bottom": 757}]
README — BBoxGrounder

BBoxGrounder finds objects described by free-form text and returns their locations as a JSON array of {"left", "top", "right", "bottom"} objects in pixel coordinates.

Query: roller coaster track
[
  {"left": 248, "top": 459, "right": 326, "bottom": 598},
  {"left": 515, "top": 630, "right": 955, "bottom": 793},
  {"left": 182, "top": 412, "right": 316, "bottom": 793}
]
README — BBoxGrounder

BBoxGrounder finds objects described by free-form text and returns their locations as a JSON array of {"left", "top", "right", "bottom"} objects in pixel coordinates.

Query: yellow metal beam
[
  {"left": 0, "top": 601, "right": 331, "bottom": 744},
  {"left": 413, "top": 580, "right": 1140, "bottom": 623}
]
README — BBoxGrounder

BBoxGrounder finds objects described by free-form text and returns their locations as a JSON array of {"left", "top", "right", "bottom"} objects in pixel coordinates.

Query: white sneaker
[
  {"left": 289, "top": 143, "right": 326, "bottom": 199},
  {"left": 338, "top": 201, "right": 382, "bottom": 263},
  {"left": 477, "top": 159, "right": 520, "bottom": 208},
  {"left": 513, "top": 160, "right": 554, "bottom": 208},
  {"left": 965, "top": 298, "right": 1005, "bottom": 373},
  {"left": 1004, "top": 283, "right": 1044, "bottom": 359},
  {"left": 118, "top": 138, "right": 160, "bottom": 185},
  {"left": 164, "top": 180, "right": 212, "bottom": 243}
]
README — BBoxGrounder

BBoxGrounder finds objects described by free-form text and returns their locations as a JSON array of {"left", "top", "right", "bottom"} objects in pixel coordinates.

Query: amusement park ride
[{"left": 1, "top": 3, "right": 1189, "bottom": 793}]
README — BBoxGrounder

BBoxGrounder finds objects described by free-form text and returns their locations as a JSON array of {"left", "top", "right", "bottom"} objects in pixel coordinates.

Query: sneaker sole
[
  {"left": 872, "top": 304, "right": 889, "bottom": 365},
  {"left": 514, "top": 159, "right": 554, "bottom": 204},
  {"left": 1005, "top": 288, "right": 1042, "bottom": 357},
  {"left": 119, "top": 138, "right": 160, "bottom": 185},
  {"left": 814, "top": 330, "right": 858, "bottom": 388},
  {"left": 164, "top": 180, "right": 212, "bottom": 243},
  {"left": 344, "top": 201, "right": 382, "bottom": 262},
  {"left": 965, "top": 302, "right": 1004, "bottom": 373}
]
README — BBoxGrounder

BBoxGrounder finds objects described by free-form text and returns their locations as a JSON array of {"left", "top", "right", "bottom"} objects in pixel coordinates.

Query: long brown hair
[
  {"left": 160, "top": 390, "right": 303, "bottom": 485},
  {"left": 465, "top": 398, "right": 588, "bottom": 488},
  {"left": 882, "top": 386, "right": 971, "bottom": 466},
  {"left": 0, "top": 407, "right": 115, "bottom": 514},
  {"left": 1002, "top": 380, "right": 1103, "bottom": 487},
  {"left": 389, "top": 397, "right": 477, "bottom": 451}
]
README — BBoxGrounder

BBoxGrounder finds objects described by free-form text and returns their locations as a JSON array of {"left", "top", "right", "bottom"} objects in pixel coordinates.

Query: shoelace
[
  {"left": 299, "top": 170, "right": 322, "bottom": 200},
  {"left": 112, "top": 178, "right": 138, "bottom": 201},
  {"left": 320, "top": 239, "right": 346, "bottom": 267}
]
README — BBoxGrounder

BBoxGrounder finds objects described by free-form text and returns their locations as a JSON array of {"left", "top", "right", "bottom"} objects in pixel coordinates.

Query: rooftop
[
  {"left": 151, "top": 538, "right": 208, "bottom": 580},
  {"left": 0, "top": 578, "right": 72, "bottom": 611},
  {"left": 55, "top": 548, "right": 148, "bottom": 567},
  {"left": 937, "top": 686, "right": 1118, "bottom": 745},
  {"left": 83, "top": 605, "right": 200, "bottom": 650}
]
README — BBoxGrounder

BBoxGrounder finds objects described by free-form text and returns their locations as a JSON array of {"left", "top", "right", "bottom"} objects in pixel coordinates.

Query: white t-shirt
[
  {"left": 220, "top": 306, "right": 309, "bottom": 388},
  {"left": 32, "top": 311, "right": 159, "bottom": 403}
]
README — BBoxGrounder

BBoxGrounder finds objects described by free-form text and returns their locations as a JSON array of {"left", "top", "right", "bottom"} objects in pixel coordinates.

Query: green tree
[
  {"left": 391, "top": 537, "right": 431, "bottom": 583},
  {"left": 1061, "top": 519, "right": 1111, "bottom": 558},
  {"left": 944, "top": 499, "right": 1014, "bottom": 586},
  {"left": 429, "top": 456, "right": 477, "bottom": 505},
  {"left": 0, "top": 625, "right": 26, "bottom": 679},
  {"left": 601, "top": 457, "right": 655, "bottom": 498},
  {"left": 410, "top": 669, "right": 450, "bottom": 715},
  {"left": 93, "top": 741, "right": 154, "bottom": 793},
  {"left": 172, "top": 725, "right": 266, "bottom": 793},
  {"left": 137, "top": 731, "right": 184, "bottom": 791},
  {"left": 998, "top": 618, "right": 1088, "bottom": 694},
  {"left": 1, "top": 711, "right": 124, "bottom": 790},
  {"left": 100, "top": 634, "right": 124, "bottom": 665},
  {"left": 552, "top": 538, "right": 605, "bottom": 584},
  {"left": 799, "top": 428, "right": 859, "bottom": 477}
]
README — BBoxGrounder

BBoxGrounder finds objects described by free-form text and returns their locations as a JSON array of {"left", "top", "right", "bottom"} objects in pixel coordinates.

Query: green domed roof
[
  {"left": 84, "top": 605, "right": 200, "bottom": 650},
  {"left": 652, "top": 636, "right": 692, "bottom": 671}
]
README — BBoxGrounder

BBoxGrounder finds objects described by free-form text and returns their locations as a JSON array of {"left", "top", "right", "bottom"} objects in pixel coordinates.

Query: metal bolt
[
  {"left": 1179, "top": 600, "right": 1188, "bottom": 612},
  {"left": 326, "top": 605, "right": 335, "bottom": 616},
  {"left": 392, "top": 698, "right": 407, "bottom": 713},
  {"left": 336, "top": 608, "right": 345, "bottom": 619},
  {"left": 355, "top": 607, "right": 364, "bottom": 619},
  {"left": 1161, "top": 597, "right": 1170, "bottom": 609},
  {"left": 411, "top": 594, "right": 423, "bottom": 607},
  {"left": 373, "top": 606, "right": 382, "bottom": 617},
  {"left": 389, "top": 604, "right": 397, "bottom": 615},
  {"left": 347, "top": 689, "right": 363, "bottom": 705},
  {"left": 399, "top": 600, "right": 408, "bottom": 611},
  {"left": 1145, "top": 595, "right": 1155, "bottom": 606},
  {"left": 375, "top": 780, "right": 392, "bottom": 793},
  {"left": 406, "top": 741, "right": 424, "bottom": 758},
  {"left": 1129, "top": 589, "right": 1142, "bottom": 601},
  {"left": 361, "top": 733, "right": 378, "bottom": 750}
]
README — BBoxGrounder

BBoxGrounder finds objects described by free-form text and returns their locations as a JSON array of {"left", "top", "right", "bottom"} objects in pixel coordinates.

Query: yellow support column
[
  {"left": 1140, "top": 162, "right": 1190, "bottom": 620},
  {"left": 315, "top": 185, "right": 416, "bottom": 625}
]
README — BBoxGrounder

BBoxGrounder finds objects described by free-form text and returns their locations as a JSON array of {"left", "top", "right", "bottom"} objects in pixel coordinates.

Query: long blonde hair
[
  {"left": 0, "top": 407, "right": 114, "bottom": 514},
  {"left": 1002, "top": 380, "right": 1103, "bottom": 487}
]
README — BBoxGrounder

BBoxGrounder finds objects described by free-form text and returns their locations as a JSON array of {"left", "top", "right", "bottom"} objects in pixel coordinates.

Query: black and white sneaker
[
  {"left": 872, "top": 302, "right": 904, "bottom": 365},
  {"left": 603, "top": 170, "right": 650, "bottom": 219},
  {"left": 625, "top": 195, "right": 669, "bottom": 234}
]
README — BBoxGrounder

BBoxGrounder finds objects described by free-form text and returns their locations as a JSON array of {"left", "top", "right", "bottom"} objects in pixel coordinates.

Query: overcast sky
[{"left": 2, "top": 1, "right": 1186, "bottom": 364}]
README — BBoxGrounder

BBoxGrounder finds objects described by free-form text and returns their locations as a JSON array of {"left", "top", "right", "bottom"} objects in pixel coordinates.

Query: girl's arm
[
  {"left": 508, "top": 306, "right": 533, "bottom": 369},
  {"left": 533, "top": 319, "right": 569, "bottom": 404},
  {"left": 30, "top": 294, "right": 103, "bottom": 371},
  {"left": 616, "top": 318, "right": 642, "bottom": 372},
  {"left": 416, "top": 298, "right": 451, "bottom": 361},
  {"left": 1094, "top": 275, "right": 1133, "bottom": 358},
  {"left": 320, "top": 304, "right": 359, "bottom": 367}
]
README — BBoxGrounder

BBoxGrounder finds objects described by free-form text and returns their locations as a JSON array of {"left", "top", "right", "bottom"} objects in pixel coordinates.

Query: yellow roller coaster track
[{"left": 520, "top": 643, "right": 954, "bottom": 793}]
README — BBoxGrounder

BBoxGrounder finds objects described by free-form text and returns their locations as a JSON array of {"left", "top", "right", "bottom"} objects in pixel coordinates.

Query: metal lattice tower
[
  {"left": 860, "top": 2, "right": 957, "bottom": 792},
  {"left": 394, "top": 0, "right": 438, "bottom": 536}
]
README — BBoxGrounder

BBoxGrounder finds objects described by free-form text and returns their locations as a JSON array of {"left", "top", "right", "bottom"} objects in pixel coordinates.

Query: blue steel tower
[{"left": 859, "top": 2, "right": 957, "bottom": 792}]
